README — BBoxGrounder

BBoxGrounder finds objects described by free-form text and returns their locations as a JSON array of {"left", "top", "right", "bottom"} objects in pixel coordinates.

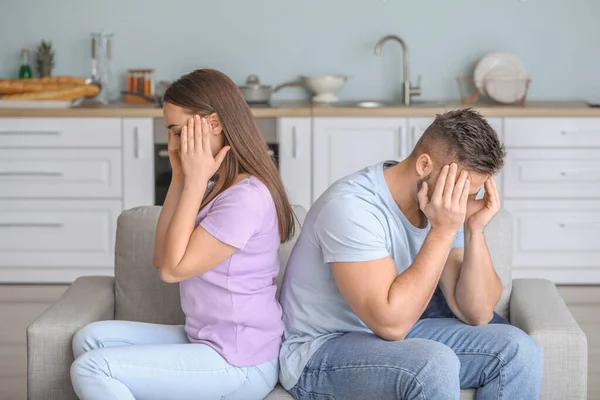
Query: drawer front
[
  {"left": 0, "top": 118, "right": 121, "bottom": 148},
  {"left": 504, "top": 200, "right": 600, "bottom": 269},
  {"left": 0, "top": 149, "right": 122, "bottom": 198},
  {"left": 504, "top": 118, "right": 600, "bottom": 148},
  {"left": 504, "top": 148, "right": 600, "bottom": 198},
  {"left": 0, "top": 200, "right": 121, "bottom": 267}
]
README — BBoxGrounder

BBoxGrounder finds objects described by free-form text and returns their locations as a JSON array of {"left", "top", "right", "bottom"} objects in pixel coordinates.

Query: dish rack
[{"left": 456, "top": 76, "right": 532, "bottom": 106}]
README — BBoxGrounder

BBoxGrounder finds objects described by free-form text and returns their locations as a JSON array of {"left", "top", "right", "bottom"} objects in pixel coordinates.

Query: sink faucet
[{"left": 374, "top": 34, "right": 421, "bottom": 106}]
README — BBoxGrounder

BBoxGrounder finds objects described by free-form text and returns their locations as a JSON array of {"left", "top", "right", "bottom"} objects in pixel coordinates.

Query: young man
[{"left": 278, "top": 109, "right": 543, "bottom": 400}]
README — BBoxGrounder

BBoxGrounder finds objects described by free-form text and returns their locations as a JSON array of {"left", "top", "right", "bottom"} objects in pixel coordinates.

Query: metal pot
[{"left": 239, "top": 74, "right": 302, "bottom": 104}]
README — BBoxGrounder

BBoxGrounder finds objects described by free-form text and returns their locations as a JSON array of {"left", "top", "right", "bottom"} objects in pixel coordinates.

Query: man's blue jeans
[{"left": 290, "top": 292, "right": 543, "bottom": 400}]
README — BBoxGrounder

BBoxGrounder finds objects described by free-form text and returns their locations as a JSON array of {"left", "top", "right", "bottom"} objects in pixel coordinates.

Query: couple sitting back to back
[{"left": 68, "top": 68, "right": 543, "bottom": 400}]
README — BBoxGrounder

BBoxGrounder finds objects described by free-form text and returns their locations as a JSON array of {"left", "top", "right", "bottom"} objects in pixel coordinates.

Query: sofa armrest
[
  {"left": 510, "top": 278, "right": 587, "bottom": 400},
  {"left": 27, "top": 276, "right": 115, "bottom": 400}
]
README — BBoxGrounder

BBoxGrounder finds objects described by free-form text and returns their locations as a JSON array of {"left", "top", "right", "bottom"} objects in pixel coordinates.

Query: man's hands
[
  {"left": 418, "top": 163, "right": 470, "bottom": 235},
  {"left": 465, "top": 177, "right": 500, "bottom": 233},
  {"left": 180, "top": 115, "right": 230, "bottom": 189}
]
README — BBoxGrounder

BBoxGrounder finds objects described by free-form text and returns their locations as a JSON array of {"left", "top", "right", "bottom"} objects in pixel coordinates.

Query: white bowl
[{"left": 303, "top": 74, "right": 348, "bottom": 103}]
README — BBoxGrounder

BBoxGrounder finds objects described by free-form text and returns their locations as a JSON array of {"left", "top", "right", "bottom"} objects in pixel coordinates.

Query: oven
[{"left": 153, "top": 117, "right": 278, "bottom": 206}]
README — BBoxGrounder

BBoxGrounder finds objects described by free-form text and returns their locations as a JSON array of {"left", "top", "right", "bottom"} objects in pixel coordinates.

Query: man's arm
[
  {"left": 438, "top": 176, "right": 503, "bottom": 325},
  {"left": 326, "top": 164, "right": 469, "bottom": 341},
  {"left": 333, "top": 228, "right": 457, "bottom": 341},
  {"left": 438, "top": 232, "right": 502, "bottom": 326}
]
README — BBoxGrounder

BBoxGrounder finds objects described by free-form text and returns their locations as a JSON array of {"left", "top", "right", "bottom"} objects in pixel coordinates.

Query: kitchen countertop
[{"left": 0, "top": 101, "right": 598, "bottom": 118}]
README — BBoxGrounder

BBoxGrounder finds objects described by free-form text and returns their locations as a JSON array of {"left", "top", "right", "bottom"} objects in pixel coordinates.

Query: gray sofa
[{"left": 27, "top": 206, "right": 587, "bottom": 400}]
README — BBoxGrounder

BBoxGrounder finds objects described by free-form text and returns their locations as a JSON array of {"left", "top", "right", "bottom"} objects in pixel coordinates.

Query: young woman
[{"left": 70, "top": 69, "right": 296, "bottom": 400}]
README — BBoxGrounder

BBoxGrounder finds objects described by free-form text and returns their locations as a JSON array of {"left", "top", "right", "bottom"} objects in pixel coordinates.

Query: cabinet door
[
  {"left": 122, "top": 118, "right": 155, "bottom": 209},
  {"left": 313, "top": 118, "right": 407, "bottom": 201},
  {"left": 277, "top": 118, "right": 312, "bottom": 212},
  {"left": 0, "top": 199, "right": 121, "bottom": 283}
]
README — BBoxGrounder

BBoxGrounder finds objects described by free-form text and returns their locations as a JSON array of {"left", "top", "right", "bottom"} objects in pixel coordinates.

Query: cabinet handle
[
  {"left": 292, "top": 126, "right": 297, "bottom": 158},
  {"left": 158, "top": 149, "right": 169, "bottom": 158},
  {"left": 558, "top": 222, "right": 600, "bottom": 229},
  {"left": 410, "top": 126, "right": 417, "bottom": 149},
  {"left": 133, "top": 127, "right": 140, "bottom": 159},
  {"left": 0, "top": 171, "right": 63, "bottom": 177},
  {"left": 0, "top": 222, "right": 64, "bottom": 228},
  {"left": 0, "top": 131, "right": 60, "bottom": 136},
  {"left": 398, "top": 126, "right": 403, "bottom": 159}
]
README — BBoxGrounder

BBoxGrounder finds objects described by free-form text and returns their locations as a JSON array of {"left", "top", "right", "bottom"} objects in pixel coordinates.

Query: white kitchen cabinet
[
  {"left": 504, "top": 199, "right": 600, "bottom": 284},
  {"left": 0, "top": 199, "right": 120, "bottom": 283},
  {"left": 278, "top": 118, "right": 312, "bottom": 211},
  {"left": 503, "top": 117, "right": 600, "bottom": 284},
  {"left": 122, "top": 119, "right": 155, "bottom": 209},
  {"left": 0, "top": 118, "right": 121, "bottom": 148},
  {"left": 0, "top": 148, "right": 122, "bottom": 199},
  {"left": 312, "top": 117, "right": 408, "bottom": 200}
]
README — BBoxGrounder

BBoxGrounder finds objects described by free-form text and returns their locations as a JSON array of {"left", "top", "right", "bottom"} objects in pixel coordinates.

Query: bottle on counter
[{"left": 18, "top": 47, "right": 33, "bottom": 79}]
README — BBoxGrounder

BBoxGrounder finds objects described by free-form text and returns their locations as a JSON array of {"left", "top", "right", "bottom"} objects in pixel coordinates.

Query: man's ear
[
  {"left": 209, "top": 113, "right": 223, "bottom": 135},
  {"left": 415, "top": 153, "right": 433, "bottom": 178}
]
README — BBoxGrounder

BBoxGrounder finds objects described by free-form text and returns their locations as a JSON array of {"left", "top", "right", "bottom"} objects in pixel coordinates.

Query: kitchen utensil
[
  {"left": 85, "top": 32, "right": 118, "bottom": 102},
  {"left": 456, "top": 76, "right": 531, "bottom": 106},
  {"left": 484, "top": 68, "right": 530, "bottom": 104},
  {"left": 302, "top": 74, "right": 348, "bottom": 103},
  {"left": 124, "top": 69, "right": 156, "bottom": 104},
  {"left": 84, "top": 34, "right": 101, "bottom": 97},
  {"left": 238, "top": 75, "right": 302, "bottom": 104},
  {"left": 473, "top": 53, "right": 528, "bottom": 96}
]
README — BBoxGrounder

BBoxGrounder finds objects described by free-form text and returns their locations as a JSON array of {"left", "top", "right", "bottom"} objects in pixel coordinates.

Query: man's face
[{"left": 417, "top": 165, "right": 488, "bottom": 202}]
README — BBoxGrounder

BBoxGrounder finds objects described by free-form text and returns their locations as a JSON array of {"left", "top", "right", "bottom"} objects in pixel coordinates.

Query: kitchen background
[
  {"left": 1, "top": 0, "right": 599, "bottom": 101},
  {"left": 1, "top": 0, "right": 600, "bottom": 399}
]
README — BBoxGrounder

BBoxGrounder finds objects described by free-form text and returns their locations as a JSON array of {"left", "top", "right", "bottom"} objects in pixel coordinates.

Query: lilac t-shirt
[{"left": 179, "top": 176, "right": 283, "bottom": 367}]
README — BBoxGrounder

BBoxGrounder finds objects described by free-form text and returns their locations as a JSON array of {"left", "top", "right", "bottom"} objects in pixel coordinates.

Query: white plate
[
  {"left": 474, "top": 52, "right": 528, "bottom": 96},
  {"left": 0, "top": 98, "right": 83, "bottom": 109},
  {"left": 484, "top": 67, "right": 529, "bottom": 104}
]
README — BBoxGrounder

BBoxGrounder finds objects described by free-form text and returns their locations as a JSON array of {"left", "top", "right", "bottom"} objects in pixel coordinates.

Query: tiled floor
[{"left": 0, "top": 285, "right": 597, "bottom": 400}]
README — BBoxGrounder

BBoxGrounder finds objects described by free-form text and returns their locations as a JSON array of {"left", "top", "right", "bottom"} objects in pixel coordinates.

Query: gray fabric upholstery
[
  {"left": 27, "top": 276, "right": 114, "bottom": 400},
  {"left": 511, "top": 279, "right": 588, "bottom": 400},
  {"left": 27, "top": 206, "right": 586, "bottom": 400},
  {"left": 114, "top": 206, "right": 184, "bottom": 324}
]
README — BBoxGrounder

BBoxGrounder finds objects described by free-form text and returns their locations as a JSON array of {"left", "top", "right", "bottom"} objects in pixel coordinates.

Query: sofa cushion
[
  {"left": 114, "top": 206, "right": 185, "bottom": 324},
  {"left": 485, "top": 209, "right": 513, "bottom": 320}
]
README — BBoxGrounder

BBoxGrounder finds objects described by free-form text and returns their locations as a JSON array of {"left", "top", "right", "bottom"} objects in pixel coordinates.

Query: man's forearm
[
  {"left": 153, "top": 174, "right": 184, "bottom": 267},
  {"left": 455, "top": 229, "right": 503, "bottom": 323},
  {"left": 387, "top": 228, "right": 457, "bottom": 335}
]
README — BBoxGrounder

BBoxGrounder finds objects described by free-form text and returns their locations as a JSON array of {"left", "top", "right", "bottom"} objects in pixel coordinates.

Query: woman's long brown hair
[{"left": 163, "top": 69, "right": 295, "bottom": 243}]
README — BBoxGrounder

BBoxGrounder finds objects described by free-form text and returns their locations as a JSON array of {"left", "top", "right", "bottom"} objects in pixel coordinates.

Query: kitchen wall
[{"left": 0, "top": 0, "right": 598, "bottom": 102}]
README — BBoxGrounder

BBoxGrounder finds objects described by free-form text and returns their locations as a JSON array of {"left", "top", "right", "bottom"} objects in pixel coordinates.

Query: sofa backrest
[{"left": 114, "top": 205, "right": 511, "bottom": 324}]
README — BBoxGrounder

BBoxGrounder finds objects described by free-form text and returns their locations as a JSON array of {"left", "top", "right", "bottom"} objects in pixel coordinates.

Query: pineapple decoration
[{"left": 35, "top": 40, "right": 55, "bottom": 78}]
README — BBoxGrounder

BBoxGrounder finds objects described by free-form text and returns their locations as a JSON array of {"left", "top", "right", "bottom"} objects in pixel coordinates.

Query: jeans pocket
[{"left": 290, "top": 385, "right": 335, "bottom": 400}]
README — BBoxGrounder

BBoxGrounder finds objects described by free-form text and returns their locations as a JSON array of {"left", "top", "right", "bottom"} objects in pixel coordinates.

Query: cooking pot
[{"left": 239, "top": 74, "right": 301, "bottom": 104}]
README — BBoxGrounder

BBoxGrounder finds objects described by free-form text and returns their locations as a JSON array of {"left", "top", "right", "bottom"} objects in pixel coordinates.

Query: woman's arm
[
  {"left": 153, "top": 174, "right": 184, "bottom": 268},
  {"left": 158, "top": 179, "right": 239, "bottom": 283}
]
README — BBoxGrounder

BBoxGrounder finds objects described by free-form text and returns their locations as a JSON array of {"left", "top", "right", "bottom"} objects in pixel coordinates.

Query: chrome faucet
[{"left": 374, "top": 35, "right": 421, "bottom": 106}]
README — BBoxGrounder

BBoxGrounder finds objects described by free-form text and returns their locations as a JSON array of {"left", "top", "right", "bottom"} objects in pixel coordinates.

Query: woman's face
[{"left": 162, "top": 101, "right": 224, "bottom": 156}]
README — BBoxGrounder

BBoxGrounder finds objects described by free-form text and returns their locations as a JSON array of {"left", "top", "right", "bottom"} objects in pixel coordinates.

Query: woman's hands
[
  {"left": 180, "top": 115, "right": 231, "bottom": 186},
  {"left": 167, "top": 125, "right": 182, "bottom": 178}
]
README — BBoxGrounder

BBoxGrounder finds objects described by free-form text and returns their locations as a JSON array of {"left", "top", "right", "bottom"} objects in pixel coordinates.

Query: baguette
[
  {"left": 1, "top": 84, "right": 100, "bottom": 100},
  {"left": 0, "top": 77, "right": 87, "bottom": 94}
]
